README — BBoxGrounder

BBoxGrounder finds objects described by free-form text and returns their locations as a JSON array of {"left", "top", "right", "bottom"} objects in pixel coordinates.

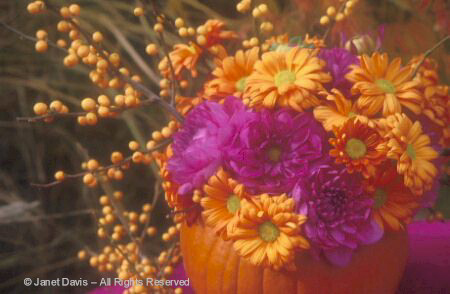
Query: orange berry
[
  {"left": 132, "top": 152, "right": 143, "bottom": 163},
  {"left": 146, "top": 227, "right": 157, "bottom": 236},
  {"left": 86, "top": 112, "right": 98, "bottom": 126},
  {"left": 77, "top": 45, "right": 90, "bottom": 58},
  {"left": 60, "top": 7, "right": 71, "bottom": 18},
  {"left": 92, "top": 31, "right": 103, "bottom": 43},
  {"left": 35, "top": 40, "right": 48, "bottom": 53},
  {"left": 128, "top": 141, "right": 139, "bottom": 151},
  {"left": 175, "top": 18, "right": 184, "bottom": 28},
  {"left": 77, "top": 250, "right": 87, "bottom": 260},
  {"left": 87, "top": 159, "right": 99, "bottom": 170},
  {"left": 99, "top": 196, "right": 109, "bottom": 205},
  {"left": 153, "top": 23, "right": 163, "bottom": 33},
  {"left": 81, "top": 98, "right": 96, "bottom": 111},
  {"left": 69, "top": 4, "right": 81, "bottom": 16},
  {"left": 133, "top": 7, "right": 144, "bottom": 16},
  {"left": 57, "top": 39, "right": 67, "bottom": 48},
  {"left": 33, "top": 102, "right": 48, "bottom": 115},
  {"left": 54, "top": 170, "right": 65, "bottom": 181},
  {"left": 36, "top": 29, "right": 47, "bottom": 40},
  {"left": 145, "top": 44, "right": 158, "bottom": 55},
  {"left": 110, "top": 151, "right": 124, "bottom": 163},
  {"left": 83, "top": 173, "right": 95, "bottom": 185}
]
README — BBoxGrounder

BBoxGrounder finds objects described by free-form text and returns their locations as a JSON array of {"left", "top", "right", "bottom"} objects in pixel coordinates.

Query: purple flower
[
  {"left": 318, "top": 48, "right": 359, "bottom": 98},
  {"left": 224, "top": 109, "right": 327, "bottom": 194},
  {"left": 168, "top": 97, "right": 255, "bottom": 195},
  {"left": 293, "top": 164, "right": 383, "bottom": 266}
]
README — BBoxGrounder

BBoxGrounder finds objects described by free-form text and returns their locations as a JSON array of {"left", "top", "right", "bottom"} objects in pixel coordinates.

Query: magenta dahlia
[
  {"left": 168, "top": 97, "right": 255, "bottom": 195},
  {"left": 318, "top": 48, "right": 359, "bottom": 97},
  {"left": 293, "top": 163, "right": 384, "bottom": 266},
  {"left": 224, "top": 109, "right": 328, "bottom": 194}
]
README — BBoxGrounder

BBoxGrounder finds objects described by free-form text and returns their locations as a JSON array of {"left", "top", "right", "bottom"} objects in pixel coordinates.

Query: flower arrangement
[{"left": 4, "top": 0, "right": 448, "bottom": 293}]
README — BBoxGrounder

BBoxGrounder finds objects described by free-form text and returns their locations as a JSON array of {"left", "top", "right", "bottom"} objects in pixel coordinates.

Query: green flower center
[
  {"left": 259, "top": 221, "right": 280, "bottom": 242},
  {"left": 226, "top": 194, "right": 240, "bottom": 214},
  {"left": 374, "top": 188, "right": 387, "bottom": 209},
  {"left": 348, "top": 111, "right": 357, "bottom": 118},
  {"left": 274, "top": 44, "right": 291, "bottom": 52},
  {"left": 406, "top": 144, "right": 416, "bottom": 160},
  {"left": 274, "top": 70, "right": 296, "bottom": 88},
  {"left": 345, "top": 138, "right": 367, "bottom": 160},
  {"left": 235, "top": 77, "right": 247, "bottom": 92},
  {"left": 267, "top": 146, "right": 282, "bottom": 162},
  {"left": 187, "top": 46, "right": 197, "bottom": 54},
  {"left": 376, "top": 79, "right": 396, "bottom": 94}
]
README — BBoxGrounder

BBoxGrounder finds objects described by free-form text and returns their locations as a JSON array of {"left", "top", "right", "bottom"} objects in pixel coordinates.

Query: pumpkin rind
[{"left": 181, "top": 220, "right": 408, "bottom": 294}]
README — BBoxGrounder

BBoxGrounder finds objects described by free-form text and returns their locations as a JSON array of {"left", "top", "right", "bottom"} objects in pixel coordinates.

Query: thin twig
[
  {"left": 411, "top": 35, "right": 449, "bottom": 77},
  {"left": 30, "top": 139, "right": 171, "bottom": 188},
  {"left": 0, "top": 20, "right": 67, "bottom": 53}
]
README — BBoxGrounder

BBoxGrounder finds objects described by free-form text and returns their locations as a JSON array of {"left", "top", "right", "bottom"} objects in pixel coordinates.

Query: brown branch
[
  {"left": 30, "top": 139, "right": 171, "bottom": 188},
  {"left": 0, "top": 20, "right": 68, "bottom": 53}
]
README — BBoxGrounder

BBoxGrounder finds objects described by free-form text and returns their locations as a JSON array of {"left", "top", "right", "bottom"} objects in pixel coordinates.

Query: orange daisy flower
[
  {"left": 204, "top": 47, "right": 259, "bottom": 100},
  {"left": 346, "top": 52, "right": 423, "bottom": 117},
  {"left": 329, "top": 118, "right": 387, "bottom": 178},
  {"left": 261, "top": 34, "right": 289, "bottom": 52},
  {"left": 244, "top": 47, "right": 331, "bottom": 111},
  {"left": 227, "top": 194, "right": 310, "bottom": 270},
  {"left": 313, "top": 88, "right": 373, "bottom": 131},
  {"left": 159, "top": 42, "right": 202, "bottom": 78},
  {"left": 365, "top": 162, "right": 420, "bottom": 231},
  {"left": 381, "top": 114, "right": 439, "bottom": 195},
  {"left": 200, "top": 168, "right": 247, "bottom": 239}
]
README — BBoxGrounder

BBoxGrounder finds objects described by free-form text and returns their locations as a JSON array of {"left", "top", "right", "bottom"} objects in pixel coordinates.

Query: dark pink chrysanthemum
[
  {"left": 224, "top": 109, "right": 328, "bottom": 194},
  {"left": 293, "top": 163, "right": 383, "bottom": 266},
  {"left": 318, "top": 48, "right": 359, "bottom": 97},
  {"left": 168, "top": 97, "right": 255, "bottom": 195}
]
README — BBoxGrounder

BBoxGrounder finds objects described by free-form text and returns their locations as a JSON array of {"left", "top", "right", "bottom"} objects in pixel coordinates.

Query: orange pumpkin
[{"left": 180, "top": 220, "right": 408, "bottom": 294}]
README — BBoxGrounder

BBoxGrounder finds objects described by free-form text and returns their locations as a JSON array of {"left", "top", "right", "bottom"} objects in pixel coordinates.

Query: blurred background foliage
[{"left": 0, "top": 0, "right": 448, "bottom": 293}]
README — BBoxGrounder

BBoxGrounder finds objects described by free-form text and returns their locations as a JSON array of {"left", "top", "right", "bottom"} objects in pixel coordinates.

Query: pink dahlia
[
  {"left": 224, "top": 109, "right": 328, "bottom": 194},
  {"left": 293, "top": 164, "right": 383, "bottom": 266},
  {"left": 169, "top": 97, "right": 255, "bottom": 195},
  {"left": 318, "top": 48, "right": 359, "bottom": 97}
]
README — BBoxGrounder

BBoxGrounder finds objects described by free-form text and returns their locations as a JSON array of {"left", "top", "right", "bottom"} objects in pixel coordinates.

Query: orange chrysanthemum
[
  {"left": 346, "top": 53, "right": 423, "bottom": 117},
  {"left": 409, "top": 55, "right": 449, "bottom": 127},
  {"left": 159, "top": 42, "right": 202, "bottom": 78},
  {"left": 365, "top": 162, "right": 420, "bottom": 231},
  {"left": 200, "top": 168, "right": 247, "bottom": 239},
  {"left": 175, "top": 95, "right": 204, "bottom": 115},
  {"left": 199, "top": 19, "right": 237, "bottom": 48},
  {"left": 244, "top": 47, "right": 331, "bottom": 111},
  {"left": 329, "top": 118, "right": 387, "bottom": 178},
  {"left": 155, "top": 145, "right": 200, "bottom": 222},
  {"left": 304, "top": 34, "right": 325, "bottom": 48},
  {"left": 204, "top": 47, "right": 259, "bottom": 100},
  {"left": 314, "top": 88, "right": 373, "bottom": 131},
  {"left": 381, "top": 114, "right": 439, "bottom": 195},
  {"left": 227, "top": 194, "right": 310, "bottom": 270}
]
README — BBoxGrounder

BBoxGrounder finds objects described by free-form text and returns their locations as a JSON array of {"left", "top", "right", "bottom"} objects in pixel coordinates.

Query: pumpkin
[{"left": 180, "top": 220, "right": 408, "bottom": 294}]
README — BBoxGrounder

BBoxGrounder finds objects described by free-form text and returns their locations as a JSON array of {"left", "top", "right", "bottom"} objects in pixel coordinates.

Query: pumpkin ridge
[
  {"left": 206, "top": 235, "right": 231, "bottom": 294},
  {"left": 221, "top": 242, "right": 238, "bottom": 294},
  {"left": 204, "top": 232, "right": 220, "bottom": 293}
]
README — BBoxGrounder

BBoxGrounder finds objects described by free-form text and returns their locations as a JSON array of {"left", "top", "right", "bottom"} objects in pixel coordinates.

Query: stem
[
  {"left": 0, "top": 20, "right": 67, "bottom": 53},
  {"left": 411, "top": 35, "right": 449, "bottom": 77}
]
